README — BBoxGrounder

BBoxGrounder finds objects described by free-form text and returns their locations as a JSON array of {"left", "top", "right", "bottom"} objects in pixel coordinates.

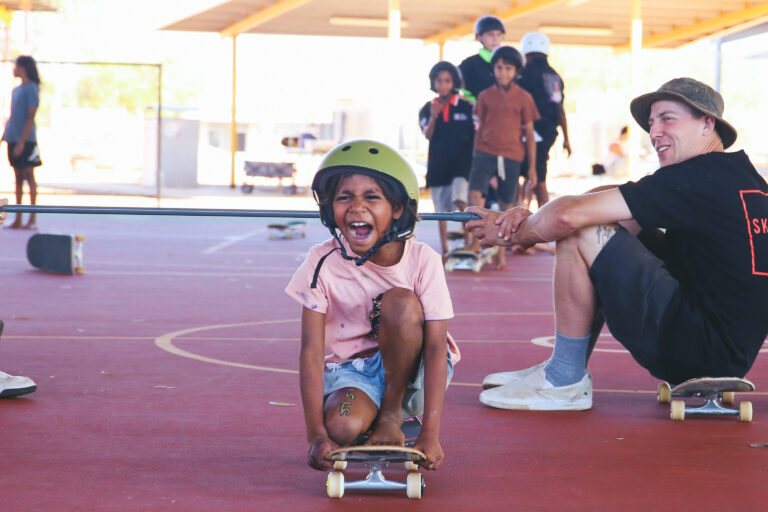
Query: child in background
[
  {"left": 419, "top": 61, "right": 475, "bottom": 257},
  {"left": 467, "top": 46, "right": 539, "bottom": 270},
  {"left": 285, "top": 140, "right": 461, "bottom": 471},
  {"left": 458, "top": 15, "right": 505, "bottom": 104}
]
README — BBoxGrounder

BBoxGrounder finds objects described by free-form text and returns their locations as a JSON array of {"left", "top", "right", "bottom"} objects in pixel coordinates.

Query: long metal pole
[
  {"left": 1, "top": 205, "right": 480, "bottom": 222},
  {"left": 156, "top": 63, "right": 163, "bottom": 206},
  {"left": 230, "top": 34, "right": 238, "bottom": 189}
]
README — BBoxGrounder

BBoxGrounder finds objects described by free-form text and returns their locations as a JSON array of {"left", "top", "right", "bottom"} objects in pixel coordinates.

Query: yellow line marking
[{"left": 154, "top": 320, "right": 300, "bottom": 374}]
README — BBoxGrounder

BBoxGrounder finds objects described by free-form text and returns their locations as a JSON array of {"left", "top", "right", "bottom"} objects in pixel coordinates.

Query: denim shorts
[{"left": 323, "top": 348, "right": 455, "bottom": 419}]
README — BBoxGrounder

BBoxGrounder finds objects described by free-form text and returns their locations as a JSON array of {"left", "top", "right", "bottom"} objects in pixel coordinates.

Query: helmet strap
[{"left": 327, "top": 223, "right": 403, "bottom": 267}]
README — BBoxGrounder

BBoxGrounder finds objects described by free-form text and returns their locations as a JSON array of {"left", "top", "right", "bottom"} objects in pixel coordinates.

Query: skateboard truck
[
  {"left": 657, "top": 377, "right": 754, "bottom": 421},
  {"left": 326, "top": 446, "right": 425, "bottom": 499}
]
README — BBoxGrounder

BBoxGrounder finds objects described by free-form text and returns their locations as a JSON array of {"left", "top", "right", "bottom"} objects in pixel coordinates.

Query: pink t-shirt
[{"left": 285, "top": 237, "right": 460, "bottom": 364}]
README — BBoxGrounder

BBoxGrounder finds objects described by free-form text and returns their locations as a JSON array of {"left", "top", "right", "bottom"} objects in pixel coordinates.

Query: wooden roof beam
[
  {"left": 423, "top": 0, "right": 569, "bottom": 45},
  {"left": 220, "top": 0, "right": 316, "bottom": 38},
  {"left": 615, "top": 2, "right": 768, "bottom": 50}
]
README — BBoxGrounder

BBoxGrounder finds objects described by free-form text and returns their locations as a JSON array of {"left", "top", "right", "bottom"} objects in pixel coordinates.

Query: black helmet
[
  {"left": 428, "top": 61, "right": 463, "bottom": 93},
  {"left": 474, "top": 15, "right": 505, "bottom": 36},
  {"left": 491, "top": 45, "right": 524, "bottom": 70}
]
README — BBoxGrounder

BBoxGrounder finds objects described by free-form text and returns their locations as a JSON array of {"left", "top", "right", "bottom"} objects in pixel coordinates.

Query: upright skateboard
[
  {"left": 657, "top": 377, "right": 754, "bottom": 421},
  {"left": 268, "top": 221, "right": 305, "bottom": 240},
  {"left": 26, "top": 233, "right": 85, "bottom": 275},
  {"left": 324, "top": 417, "right": 426, "bottom": 499}
]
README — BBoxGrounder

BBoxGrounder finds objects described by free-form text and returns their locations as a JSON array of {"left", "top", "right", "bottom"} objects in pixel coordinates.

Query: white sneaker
[
  {"left": 0, "top": 370, "right": 37, "bottom": 398},
  {"left": 479, "top": 365, "right": 592, "bottom": 411},
  {"left": 482, "top": 361, "right": 549, "bottom": 389}
]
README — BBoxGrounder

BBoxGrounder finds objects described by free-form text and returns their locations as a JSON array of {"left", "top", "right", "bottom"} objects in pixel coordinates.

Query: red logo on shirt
[{"left": 740, "top": 190, "right": 768, "bottom": 276}]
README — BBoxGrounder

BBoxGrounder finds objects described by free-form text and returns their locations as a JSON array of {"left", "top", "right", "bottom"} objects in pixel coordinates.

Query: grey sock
[{"left": 545, "top": 331, "right": 589, "bottom": 386}]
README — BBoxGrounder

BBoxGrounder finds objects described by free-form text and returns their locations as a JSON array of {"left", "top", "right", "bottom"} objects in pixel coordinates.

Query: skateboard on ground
[
  {"left": 26, "top": 233, "right": 85, "bottom": 275},
  {"left": 657, "top": 377, "right": 754, "bottom": 421},
  {"left": 268, "top": 221, "right": 305, "bottom": 239},
  {"left": 324, "top": 417, "right": 426, "bottom": 499},
  {"left": 444, "top": 246, "right": 497, "bottom": 273}
]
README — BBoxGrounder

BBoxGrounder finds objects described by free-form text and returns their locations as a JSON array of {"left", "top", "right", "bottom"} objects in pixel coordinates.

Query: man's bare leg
[{"left": 367, "top": 287, "right": 424, "bottom": 445}]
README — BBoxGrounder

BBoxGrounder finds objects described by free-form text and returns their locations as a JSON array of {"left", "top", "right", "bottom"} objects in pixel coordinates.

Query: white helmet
[{"left": 521, "top": 31, "right": 550, "bottom": 55}]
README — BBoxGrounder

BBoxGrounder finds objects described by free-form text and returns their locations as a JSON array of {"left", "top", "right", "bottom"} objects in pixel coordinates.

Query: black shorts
[
  {"left": 521, "top": 130, "right": 557, "bottom": 183},
  {"left": 7, "top": 141, "right": 42, "bottom": 169},
  {"left": 588, "top": 227, "right": 738, "bottom": 384}
]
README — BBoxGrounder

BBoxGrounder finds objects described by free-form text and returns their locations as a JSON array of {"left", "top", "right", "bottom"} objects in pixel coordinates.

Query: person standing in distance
[
  {"left": 458, "top": 15, "right": 506, "bottom": 104},
  {"left": 2, "top": 55, "right": 42, "bottom": 230},
  {"left": 517, "top": 32, "right": 571, "bottom": 207}
]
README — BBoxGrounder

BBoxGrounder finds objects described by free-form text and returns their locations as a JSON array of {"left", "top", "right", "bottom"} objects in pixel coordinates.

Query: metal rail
[{"left": 0, "top": 205, "right": 480, "bottom": 222}]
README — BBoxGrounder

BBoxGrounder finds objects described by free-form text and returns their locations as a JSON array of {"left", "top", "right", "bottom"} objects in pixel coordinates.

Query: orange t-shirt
[{"left": 474, "top": 84, "right": 540, "bottom": 161}]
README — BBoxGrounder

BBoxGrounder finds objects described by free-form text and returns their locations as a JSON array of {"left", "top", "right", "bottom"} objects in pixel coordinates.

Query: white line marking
[{"left": 201, "top": 229, "right": 261, "bottom": 254}]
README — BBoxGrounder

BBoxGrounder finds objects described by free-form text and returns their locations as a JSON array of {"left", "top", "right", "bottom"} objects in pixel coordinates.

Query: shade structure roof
[
  {"left": 162, "top": 0, "right": 768, "bottom": 49},
  {"left": 0, "top": 0, "right": 57, "bottom": 12}
]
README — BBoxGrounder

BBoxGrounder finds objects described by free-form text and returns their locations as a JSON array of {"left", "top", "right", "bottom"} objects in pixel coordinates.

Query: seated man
[{"left": 466, "top": 77, "right": 768, "bottom": 410}]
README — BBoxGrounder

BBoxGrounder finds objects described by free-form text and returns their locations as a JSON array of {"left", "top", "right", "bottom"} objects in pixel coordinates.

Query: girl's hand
[
  {"left": 12, "top": 144, "right": 23, "bottom": 158},
  {"left": 429, "top": 101, "right": 442, "bottom": 119},
  {"left": 307, "top": 436, "right": 340, "bottom": 471},
  {"left": 412, "top": 434, "right": 444, "bottom": 470}
]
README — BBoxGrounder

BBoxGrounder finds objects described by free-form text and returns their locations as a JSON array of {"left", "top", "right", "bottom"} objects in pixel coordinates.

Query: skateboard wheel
[
  {"left": 333, "top": 461, "right": 347, "bottom": 470},
  {"left": 657, "top": 382, "right": 671, "bottom": 403},
  {"left": 670, "top": 400, "right": 685, "bottom": 421},
  {"left": 722, "top": 391, "right": 735, "bottom": 406},
  {"left": 75, "top": 267, "right": 86, "bottom": 275},
  {"left": 739, "top": 401, "right": 753, "bottom": 422},
  {"left": 404, "top": 460, "right": 419, "bottom": 471},
  {"left": 326, "top": 471, "right": 344, "bottom": 498},
  {"left": 406, "top": 472, "right": 424, "bottom": 499},
  {"left": 75, "top": 235, "right": 86, "bottom": 242}
]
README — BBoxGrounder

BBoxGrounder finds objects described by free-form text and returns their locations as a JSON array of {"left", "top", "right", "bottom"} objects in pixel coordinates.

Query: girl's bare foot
[
  {"left": 22, "top": 222, "right": 38, "bottom": 230},
  {"left": 7, "top": 219, "right": 22, "bottom": 229}
]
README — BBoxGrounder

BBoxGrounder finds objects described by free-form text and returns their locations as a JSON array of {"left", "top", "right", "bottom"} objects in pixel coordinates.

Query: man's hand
[
  {"left": 412, "top": 434, "right": 444, "bottom": 470},
  {"left": 307, "top": 436, "right": 340, "bottom": 471},
  {"left": 466, "top": 206, "right": 532, "bottom": 246}
]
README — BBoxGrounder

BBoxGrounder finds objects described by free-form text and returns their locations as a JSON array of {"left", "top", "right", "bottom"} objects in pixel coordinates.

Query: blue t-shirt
[{"left": 2, "top": 82, "right": 39, "bottom": 143}]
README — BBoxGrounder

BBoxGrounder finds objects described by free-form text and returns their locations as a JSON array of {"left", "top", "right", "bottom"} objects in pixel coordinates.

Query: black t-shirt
[
  {"left": 458, "top": 54, "right": 494, "bottom": 102},
  {"left": 619, "top": 151, "right": 768, "bottom": 372},
  {"left": 419, "top": 96, "right": 475, "bottom": 187},
  {"left": 517, "top": 57, "right": 564, "bottom": 139}
]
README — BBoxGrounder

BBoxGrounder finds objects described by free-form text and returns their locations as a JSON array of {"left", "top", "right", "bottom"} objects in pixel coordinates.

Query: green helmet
[{"left": 312, "top": 139, "right": 419, "bottom": 244}]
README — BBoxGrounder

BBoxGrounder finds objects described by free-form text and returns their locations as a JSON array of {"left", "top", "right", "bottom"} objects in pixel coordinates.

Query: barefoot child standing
[{"left": 285, "top": 140, "right": 460, "bottom": 471}]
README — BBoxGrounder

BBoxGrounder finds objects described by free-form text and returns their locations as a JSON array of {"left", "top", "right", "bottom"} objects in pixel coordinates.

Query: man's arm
[{"left": 467, "top": 188, "right": 633, "bottom": 248}]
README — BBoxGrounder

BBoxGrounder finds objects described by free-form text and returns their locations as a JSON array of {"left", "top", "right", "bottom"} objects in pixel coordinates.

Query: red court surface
[{"left": 1, "top": 211, "right": 767, "bottom": 511}]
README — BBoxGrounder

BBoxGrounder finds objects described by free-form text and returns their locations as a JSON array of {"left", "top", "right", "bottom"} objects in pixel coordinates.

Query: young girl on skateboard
[{"left": 285, "top": 140, "right": 460, "bottom": 472}]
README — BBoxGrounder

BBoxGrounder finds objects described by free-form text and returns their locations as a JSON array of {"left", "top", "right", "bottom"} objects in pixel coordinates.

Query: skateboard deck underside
[
  {"left": 27, "top": 234, "right": 81, "bottom": 274},
  {"left": 672, "top": 377, "right": 754, "bottom": 395}
]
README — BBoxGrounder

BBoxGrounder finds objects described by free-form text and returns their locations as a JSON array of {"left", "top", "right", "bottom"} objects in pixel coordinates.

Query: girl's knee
[{"left": 380, "top": 288, "right": 424, "bottom": 326}]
